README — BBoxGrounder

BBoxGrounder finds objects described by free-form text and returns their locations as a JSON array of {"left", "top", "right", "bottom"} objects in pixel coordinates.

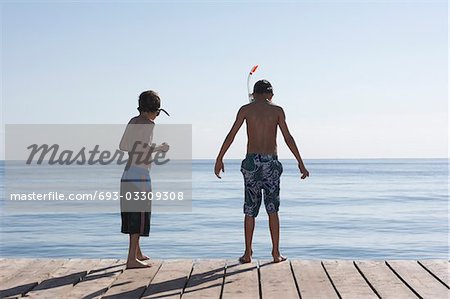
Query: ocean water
[{"left": 0, "top": 159, "right": 448, "bottom": 260}]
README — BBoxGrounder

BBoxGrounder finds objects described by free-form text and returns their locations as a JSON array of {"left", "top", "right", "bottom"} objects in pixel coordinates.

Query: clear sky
[{"left": 1, "top": 0, "right": 447, "bottom": 159}]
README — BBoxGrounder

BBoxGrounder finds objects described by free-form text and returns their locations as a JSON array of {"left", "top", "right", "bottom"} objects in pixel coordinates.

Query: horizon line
[{"left": 0, "top": 157, "right": 448, "bottom": 162}]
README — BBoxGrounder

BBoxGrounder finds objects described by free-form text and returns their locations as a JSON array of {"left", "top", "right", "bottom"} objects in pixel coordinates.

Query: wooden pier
[{"left": 0, "top": 258, "right": 448, "bottom": 298}]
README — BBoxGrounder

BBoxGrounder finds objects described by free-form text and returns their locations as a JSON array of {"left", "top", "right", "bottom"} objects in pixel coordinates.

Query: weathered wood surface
[
  {"left": 142, "top": 259, "right": 193, "bottom": 299},
  {"left": 64, "top": 259, "right": 126, "bottom": 299},
  {"left": 24, "top": 259, "right": 100, "bottom": 299},
  {"left": 0, "top": 259, "right": 66, "bottom": 298},
  {"left": 290, "top": 259, "right": 338, "bottom": 299},
  {"left": 322, "top": 259, "right": 379, "bottom": 299},
  {"left": 182, "top": 259, "right": 225, "bottom": 299},
  {"left": 259, "top": 260, "right": 299, "bottom": 298},
  {"left": 102, "top": 260, "right": 162, "bottom": 299},
  {"left": 354, "top": 260, "right": 417, "bottom": 299},
  {"left": 222, "top": 260, "right": 259, "bottom": 299},
  {"left": 0, "top": 258, "right": 447, "bottom": 298},
  {"left": 418, "top": 259, "right": 449, "bottom": 288},
  {"left": 387, "top": 260, "right": 450, "bottom": 299}
]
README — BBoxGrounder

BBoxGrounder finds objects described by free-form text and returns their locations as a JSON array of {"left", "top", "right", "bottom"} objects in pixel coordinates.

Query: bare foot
[
  {"left": 272, "top": 254, "right": 287, "bottom": 263},
  {"left": 137, "top": 254, "right": 150, "bottom": 261},
  {"left": 126, "top": 258, "right": 151, "bottom": 269},
  {"left": 239, "top": 250, "right": 253, "bottom": 264}
]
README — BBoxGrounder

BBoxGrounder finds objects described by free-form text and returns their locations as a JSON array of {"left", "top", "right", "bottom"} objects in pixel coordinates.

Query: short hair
[
  {"left": 253, "top": 80, "right": 273, "bottom": 94},
  {"left": 137, "top": 90, "right": 160, "bottom": 113}
]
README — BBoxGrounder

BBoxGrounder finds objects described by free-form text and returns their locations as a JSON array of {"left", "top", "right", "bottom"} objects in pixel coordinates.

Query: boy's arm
[
  {"left": 214, "top": 107, "right": 246, "bottom": 178},
  {"left": 278, "top": 108, "right": 309, "bottom": 179}
]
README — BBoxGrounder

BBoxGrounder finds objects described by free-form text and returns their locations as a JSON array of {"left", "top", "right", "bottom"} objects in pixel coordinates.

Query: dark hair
[
  {"left": 137, "top": 90, "right": 160, "bottom": 113},
  {"left": 253, "top": 80, "right": 273, "bottom": 94}
]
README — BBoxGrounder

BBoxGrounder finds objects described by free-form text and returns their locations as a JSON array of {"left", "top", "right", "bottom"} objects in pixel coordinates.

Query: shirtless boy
[{"left": 214, "top": 80, "right": 309, "bottom": 263}]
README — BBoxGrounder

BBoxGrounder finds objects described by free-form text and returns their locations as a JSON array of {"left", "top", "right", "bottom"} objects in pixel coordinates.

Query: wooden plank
[
  {"left": 182, "top": 259, "right": 225, "bottom": 299},
  {"left": 418, "top": 259, "right": 450, "bottom": 288},
  {"left": 142, "top": 260, "right": 193, "bottom": 299},
  {"left": 0, "top": 258, "right": 446, "bottom": 298},
  {"left": 322, "top": 260, "right": 378, "bottom": 299},
  {"left": 387, "top": 260, "right": 450, "bottom": 299},
  {"left": 0, "top": 259, "right": 66, "bottom": 298},
  {"left": 259, "top": 260, "right": 299, "bottom": 298},
  {"left": 63, "top": 259, "right": 126, "bottom": 299},
  {"left": 101, "top": 260, "right": 162, "bottom": 299},
  {"left": 355, "top": 260, "right": 417, "bottom": 299},
  {"left": 0, "top": 258, "right": 9, "bottom": 267},
  {"left": 222, "top": 260, "right": 259, "bottom": 299},
  {"left": 0, "top": 259, "right": 36, "bottom": 284},
  {"left": 24, "top": 259, "right": 102, "bottom": 298},
  {"left": 290, "top": 260, "right": 338, "bottom": 299}
]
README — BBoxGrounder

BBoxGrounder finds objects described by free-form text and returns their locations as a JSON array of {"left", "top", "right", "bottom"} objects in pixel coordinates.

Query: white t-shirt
[{"left": 119, "top": 115, "right": 155, "bottom": 169}]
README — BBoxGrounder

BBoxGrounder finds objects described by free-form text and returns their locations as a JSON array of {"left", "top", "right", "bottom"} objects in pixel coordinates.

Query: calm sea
[{"left": 0, "top": 159, "right": 448, "bottom": 260}]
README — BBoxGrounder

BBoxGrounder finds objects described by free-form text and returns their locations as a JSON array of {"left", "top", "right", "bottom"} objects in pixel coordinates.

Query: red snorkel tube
[{"left": 247, "top": 65, "right": 259, "bottom": 102}]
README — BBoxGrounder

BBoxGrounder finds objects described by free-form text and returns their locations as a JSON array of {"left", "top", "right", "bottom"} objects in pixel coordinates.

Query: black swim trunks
[{"left": 120, "top": 166, "right": 152, "bottom": 236}]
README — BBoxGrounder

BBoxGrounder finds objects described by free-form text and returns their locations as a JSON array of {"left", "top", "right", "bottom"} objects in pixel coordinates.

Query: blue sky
[{"left": 1, "top": 0, "right": 447, "bottom": 159}]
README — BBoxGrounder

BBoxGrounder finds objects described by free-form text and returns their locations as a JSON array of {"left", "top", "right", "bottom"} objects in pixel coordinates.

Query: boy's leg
[
  {"left": 135, "top": 211, "right": 151, "bottom": 261},
  {"left": 240, "top": 215, "right": 255, "bottom": 263},
  {"left": 127, "top": 234, "right": 150, "bottom": 268},
  {"left": 240, "top": 154, "right": 262, "bottom": 263},
  {"left": 264, "top": 158, "right": 285, "bottom": 262},
  {"left": 268, "top": 212, "right": 286, "bottom": 262},
  {"left": 136, "top": 242, "right": 150, "bottom": 261}
]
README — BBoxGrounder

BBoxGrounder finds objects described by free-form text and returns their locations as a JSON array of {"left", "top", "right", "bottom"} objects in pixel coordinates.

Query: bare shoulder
[
  {"left": 269, "top": 103, "right": 285, "bottom": 114},
  {"left": 240, "top": 103, "right": 253, "bottom": 110},
  {"left": 238, "top": 103, "right": 252, "bottom": 115}
]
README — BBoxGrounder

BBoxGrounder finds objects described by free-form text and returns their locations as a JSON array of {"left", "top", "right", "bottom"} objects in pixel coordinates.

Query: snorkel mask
[{"left": 156, "top": 108, "right": 170, "bottom": 117}]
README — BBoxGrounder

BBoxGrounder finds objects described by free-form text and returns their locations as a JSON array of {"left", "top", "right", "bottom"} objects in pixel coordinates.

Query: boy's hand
[
  {"left": 214, "top": 159, "right": 224, "bottom": 179},
  {"left": 298, "top": 163, "right": 309, "bottom": 179}
]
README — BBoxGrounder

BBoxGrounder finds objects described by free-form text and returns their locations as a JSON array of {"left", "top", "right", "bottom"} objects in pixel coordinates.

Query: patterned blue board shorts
[{"left": 241, "top": 153, "right": 283, "bottom": 217}]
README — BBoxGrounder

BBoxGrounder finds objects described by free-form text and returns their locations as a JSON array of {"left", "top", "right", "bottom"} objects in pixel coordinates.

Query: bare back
[
  {"left": 242, "top": 101, "right": 282, "bottom": 155},
  {"left": 215, "top": 94, "right": 308, "bottom": 180}
]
